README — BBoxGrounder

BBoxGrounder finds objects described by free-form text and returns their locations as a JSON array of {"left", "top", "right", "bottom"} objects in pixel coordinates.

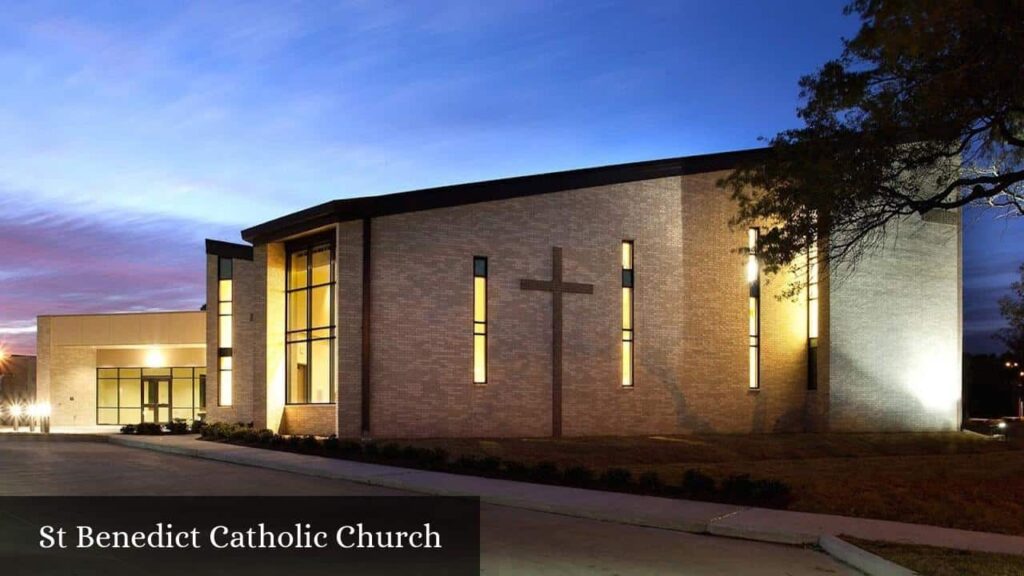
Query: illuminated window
[
  {"left": 217, "top": 257, "right": 233, "bottom": 406},
  {"left": 748, "top": 228, "right": 760, "bottom": 390},
  {"left": 621, "top": 241, "right": 634, "bottom": 387},
  {"left": 286, "top": 238, "right": 336, "bottom": 404},
  {"left": 473, "top": 257, "right": 487, "bottom": 384},
  {"left": 96, "top": 367, "right": 205, "bottom": 425},
  {"left": 807, "top": 241, "right": 819, "bottom": 390}
]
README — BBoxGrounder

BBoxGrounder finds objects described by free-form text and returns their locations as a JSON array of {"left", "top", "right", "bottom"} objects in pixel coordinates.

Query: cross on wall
[{"left": 520, "top": 246, "right": 594, "bottom": 437}]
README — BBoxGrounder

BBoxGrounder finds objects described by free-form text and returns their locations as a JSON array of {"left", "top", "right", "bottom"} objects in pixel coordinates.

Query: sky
[{"left": 0, "top": 0, "right": 1019, "bottom": 355}]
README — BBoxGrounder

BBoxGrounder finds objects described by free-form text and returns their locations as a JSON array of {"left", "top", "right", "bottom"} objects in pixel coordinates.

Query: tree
[
  {"left": 998, "top": 263, "right": 1024, "bottom": 361},
  {"left": 720, "top": 0, "right": 1024, "bottom": 281}
]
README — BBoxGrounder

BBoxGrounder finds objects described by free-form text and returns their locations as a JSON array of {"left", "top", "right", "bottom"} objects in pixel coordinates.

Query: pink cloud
[{"left": 0, "top": 199, "right": 238, "bottom": 354}]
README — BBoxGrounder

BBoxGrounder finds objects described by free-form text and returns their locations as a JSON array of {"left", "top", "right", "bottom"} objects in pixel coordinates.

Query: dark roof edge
[
  {"left": 242, "top": 146, "right": 768, "bottom": 244},
  {"left": 205, "top": 239, "right": 254, "bottom": 260}
]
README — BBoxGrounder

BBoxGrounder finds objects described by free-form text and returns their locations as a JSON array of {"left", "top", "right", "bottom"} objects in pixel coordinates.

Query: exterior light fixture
[
  {"left": 10, "top": 404, "right": 22, "bottom": 417},
  {"left": 998, "top": 421, "right": 1008, "bottom": 429}
]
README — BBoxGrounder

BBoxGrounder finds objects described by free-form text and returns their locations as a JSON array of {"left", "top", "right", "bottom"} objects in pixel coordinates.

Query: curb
[{"left": 819, "top": 535, "right": 918, "bottom": 576}]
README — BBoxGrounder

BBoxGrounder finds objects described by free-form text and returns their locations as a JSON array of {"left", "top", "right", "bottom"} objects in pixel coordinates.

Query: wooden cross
[{"left": 520, "top": 246, "right": 594, "bottom": 437}]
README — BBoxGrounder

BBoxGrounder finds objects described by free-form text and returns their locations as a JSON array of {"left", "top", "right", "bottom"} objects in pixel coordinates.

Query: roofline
[
  {"left": 241, "top": 147, "right": 768, "bottom": 244},
  {"left": 205, "top": 239, "right": 254, "bottom": 260},
  {"left": 37, "top": 310, "right": 204, "bottom": 319}
]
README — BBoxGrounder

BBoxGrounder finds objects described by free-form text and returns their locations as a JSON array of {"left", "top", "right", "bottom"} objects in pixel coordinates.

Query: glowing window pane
[
  {"left": 219, "top": 315, "right": 232, "bottom": 348},
  {"left": 289, "top": 251, "right": 308, "bottom": 289},
  {"left": 218, "top": 279, "right": 232, "bottom": 302},
  {"left": 310, "top": 338, "right": 332, "bottom": 403},
  {"left": 311, "top": 247, "right": 331, "bottom": 285},
  {"left": 474, "top": 334, "right": 487, "bottom": 383},
  {"left": 749, "top": 347, "right": 758, "bottom": 389},
  {"left": 219, "top": 302, "right": 232, "bottom": 315},
  {"left": 622, "top": 341, "right": 633, "bottom": 386},
  {"left": 219, "top": 370, "right": 232, "bottom": 406},
  {"left": 749, "top": 297, "right": 758, "bottom": 336},
  {"left": 474, "top": 277, "right": 487, "bottom": 322},
  {"left": 311, "top": 286, "right": 331, "bottom": 328},
  {"left": 809, "top": 304, "right": 819, "bottom": 339},
  {"left": 748, "top": 228, "right": 758, "bottom": 251},
  {"left": 98, "top": 379, "right": 118, "bottom": 408},
  {"left": 119, "top": 379, "right": 142, "bottom": 408},
  {"left": 622, "top": 242, "right": 633, "bottom": 269},
  {"left": 288, "top": 290, "right": 308, "bottom": 331},
  {"left": 622, "top": 287, "right": 632, "bottom": 330}
]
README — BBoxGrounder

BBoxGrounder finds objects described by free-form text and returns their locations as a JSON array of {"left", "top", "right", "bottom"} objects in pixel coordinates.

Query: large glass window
[
  {"left": 747, "top": 228, "right": 760, "bottom": 390},
  {"left": 473, "top": 257, "right": 487, "bottom": 384},
  {"left": 217, "top": 257, "right": 233, "bottom": 405},
  {"left": 286, "top": 238, "right": 336, "bottom": 404},
  {"left": 96, "top": 366, "right": 206, "bottom": 424},
  {"left": 621, "top": 241, "right": 634, "bottom": 387}
]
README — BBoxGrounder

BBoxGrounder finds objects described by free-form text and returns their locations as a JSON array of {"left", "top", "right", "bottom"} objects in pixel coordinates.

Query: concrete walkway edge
[
  {"left": 107, "top": 435, "right": 1024, "bottom": 563},
  {"left": 819, "top": 536, "right": 919, "bottom": 576}
]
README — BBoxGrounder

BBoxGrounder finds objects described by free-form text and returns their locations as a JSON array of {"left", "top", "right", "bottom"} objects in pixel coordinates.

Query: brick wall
[
  {"left": 365, "top": 173, "right": 811, "bottom": 437},
  {"left": 828, "top": 213, "right": 961, "bottom": 431}
]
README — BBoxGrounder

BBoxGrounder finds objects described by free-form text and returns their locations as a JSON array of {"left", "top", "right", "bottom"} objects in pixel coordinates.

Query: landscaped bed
[
  {"left": 196, "top": 423, "right": 1024, "bottom": 536},
  {"left": 846, "top": 537, "right": 1024, "bottom": 576}
]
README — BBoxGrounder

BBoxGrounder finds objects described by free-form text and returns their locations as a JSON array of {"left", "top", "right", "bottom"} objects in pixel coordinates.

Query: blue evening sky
[{"left": 0, "top": 0, "right": 1018, "bottom": 354}]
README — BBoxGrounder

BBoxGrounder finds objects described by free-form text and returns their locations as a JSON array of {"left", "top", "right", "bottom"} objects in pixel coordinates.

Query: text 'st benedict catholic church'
[{"left": 36, "top": 148, "right": 963, "bottom": 437}]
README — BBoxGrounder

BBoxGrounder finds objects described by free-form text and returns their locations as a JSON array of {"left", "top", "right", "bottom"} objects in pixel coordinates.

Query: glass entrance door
[{"left": 142, "top": 377, "right": 171, "bottom": 423}]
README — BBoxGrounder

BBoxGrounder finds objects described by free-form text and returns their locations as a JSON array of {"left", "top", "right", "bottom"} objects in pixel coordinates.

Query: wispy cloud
[{"left": 0, "top": 196, "right": 236, "bottom": 354}]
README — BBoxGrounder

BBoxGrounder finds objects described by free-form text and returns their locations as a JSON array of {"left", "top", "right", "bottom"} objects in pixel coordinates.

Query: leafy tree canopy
[
  {"left": 721, "top": 0, "right": 1024, "bottom": 282},
  {"left": 999, "top": 263, "right": 1024, "bottom": 360}
]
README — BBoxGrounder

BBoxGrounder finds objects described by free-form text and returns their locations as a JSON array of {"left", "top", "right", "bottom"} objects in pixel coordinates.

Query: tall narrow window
[
  {"left": 621, "top": 241, "right": 635, "bottom": 387},
  {"left": 807, "top": 241, "right": 819, "bottom": 390},
  {"left": 286, "top": 238, "right": 336, "bottom": 404},
  {"left": 217, "top": 257, "right": 233, "bottom": 406},
  {"left": 747, "top": 228, "right": 760, "bottom": 390},
  {"left": 473, "top": 257, "right": 488, "bottom": 384}
]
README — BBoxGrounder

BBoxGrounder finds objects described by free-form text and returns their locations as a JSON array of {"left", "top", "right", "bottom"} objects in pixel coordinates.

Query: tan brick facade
[{"left": 209, "top": 152, "right": 961, "bottom": 438}]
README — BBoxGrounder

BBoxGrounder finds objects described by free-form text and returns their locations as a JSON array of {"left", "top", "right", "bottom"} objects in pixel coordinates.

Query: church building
[{"left": 201, "top": 147, "right": 963, "bottom": 438}]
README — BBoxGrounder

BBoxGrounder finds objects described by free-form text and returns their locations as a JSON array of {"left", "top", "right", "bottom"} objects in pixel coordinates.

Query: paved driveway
[{"left": 0, "top": 438, "right": 857, "bottom": 575}]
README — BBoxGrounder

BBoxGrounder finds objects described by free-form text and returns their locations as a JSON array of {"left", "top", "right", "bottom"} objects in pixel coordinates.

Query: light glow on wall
[{"left": 144, "top": 348, "right": 166, "bottom": 368}]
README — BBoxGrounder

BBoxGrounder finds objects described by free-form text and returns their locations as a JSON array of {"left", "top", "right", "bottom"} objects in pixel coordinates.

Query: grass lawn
[
  {"left": 846, "top": 537, "right": 1024, "bottom": 576},
  {"left": 392, "top": 432, "right": 1024, "bottom": 535}
]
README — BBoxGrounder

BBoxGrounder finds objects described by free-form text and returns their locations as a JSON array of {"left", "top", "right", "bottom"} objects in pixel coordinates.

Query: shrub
[
  {"left": 362, "top": 442, "right": 379, "bottom": 459},
  {"left": 502, "top": 461, "right": 530, "bottom": 480},
  {"left": 286, "top": 435, "right": 302, "bottom": 450},
  {"left": 638, "top": 471, "right": 664, "bottom": 493},
  {"left": 119, "top": 424, "right": 137, "bottom": 435},
  {"left": 601, "top": 467, "right": 633, "bottom": 490},
  {"left": 269, "top": 434, "right": 286, "bottom": 449},
  {"left": 422, "top": 448, "right": 449, "bottom": 469},
  {"left": 563, "top": 465, "right": 595, "bottom": 487},
  {"left": 680, "top": 469, "right": 716, "bottom": 498},
  {"left": 749, "top": 478, "right": 792, "bottom": 508},
  {"left": 454, "top": 455, "right": 482, "bottom": 472},
  {"left": 478, "top": 456, "right": 503, "bottom": 475},
  {"left": 256, "top": 429, "right": 275, "bottom": 444},
  {"left": 721, "top": 474, "right": 757, "bottom": 504},
  {"left": 190, "top": 420, "right": 206, "bottom": 434},
  {"left": 229, "top": 428, "right": 249, "bottom": 442},
  {"left": 167, "top": 419, "right": 189, "bottom": 435},
  {"left": 301, "top": 435, "right": 322, "bottom": 453},
  {"left": 136, "top": 422, "right": 163, "bottom": 435},
  {"left": 379, "top": 443, "right": 402, "bottom": 460},
  {"left": 323, "top": 435, "right": 340, "bottom": 452},
  {"left": 337, "top": 440, "right": 363, "bottom": 457},
  {"left": 528, "top": 462, "right": 560, "bottom": 484}
]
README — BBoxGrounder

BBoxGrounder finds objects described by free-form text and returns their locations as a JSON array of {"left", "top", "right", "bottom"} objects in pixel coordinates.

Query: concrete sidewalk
[{"left": 109, "top": 434, "right": 1024, "bottom": 557}]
